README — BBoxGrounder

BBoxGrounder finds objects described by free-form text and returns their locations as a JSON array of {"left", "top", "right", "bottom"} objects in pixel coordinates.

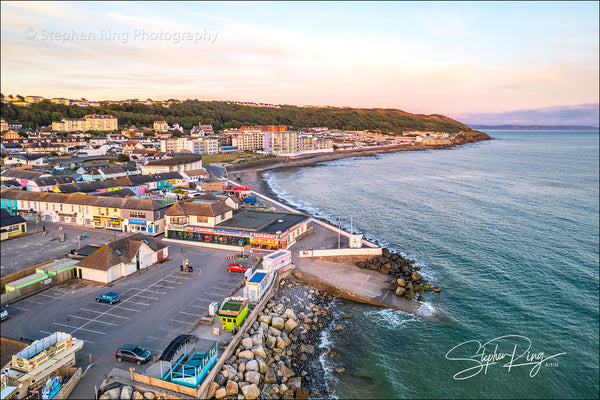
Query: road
[{"left": 0, "top": 242, "right": 247, "bottom": 399}]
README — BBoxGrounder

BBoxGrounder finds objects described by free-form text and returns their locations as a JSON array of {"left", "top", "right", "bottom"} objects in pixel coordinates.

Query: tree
[{"left": 117, "top": 154, "right": 130, "bottom": 162}]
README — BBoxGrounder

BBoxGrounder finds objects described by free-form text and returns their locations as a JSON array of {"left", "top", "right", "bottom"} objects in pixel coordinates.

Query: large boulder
[
  {"left": 284, "top": 318, "right": 298, "bottom": 333},
  {"left": 206, "top": 382, "right": 219, "bottom": 399},
  {"left": 275, "top": 337, "right": 286, "bottom": 350},
  {"left": 265, "top": 335, "right": 276, "bottom": 349},
  {"left": 226, "top": 380, "right": 238, "bottom": 397},
  {"left": 223, "top": 364, "right": 237, "bottom": 380},
  {"left": 397, "top": 278, "right": 406, "bottom": 287},
  {"left": 271, "top": 316, "right": 285, "bottom": 330},
  {"left": 287, "top": 377, "right": 302, "bottom": 390},
  {"left": 269, "top": 326, "right": 282, "bottom": 337},
  {"left": 241, "top": 384, "right": 261, "bottom": 400},
  {"left": 245, "top": 371, "right": 261, "bottom": 386},
  {"left": 256, "top": 356, "right": 267, "bottom": 374},
  {"left": 214, "top": 387, "right": 227, "bottom": 400},
  {"left": 143, "top": 392, "right": 156, "bottom": 400},
  {"left": 279, "top": 364, "right": 295, "bottom": 379},
  {"left": 251, "top": 344, "right": 267, "bottom": 360},
  {"left": 258, "top": 315, "right": 272, "bottom": 325},
  {"left": 239, "top": 350, "right": 254, "bottom": 360},
  {"left": 412, "top": 271, "right": 423, "bottom": 281},
  {"left": 246, "top": 359, "right": 259, "bottom": 372},
  {"left": 395, "top": 287, "right": 405, "bottom": 296},
  {"left": 264, "top": 367, "right": 277, "bottom": 384},
  {"left": 132, "top": 391, "right": 144, "bottom": 400},
  {"left": 120, "top": 385, "right": 133, "bottom": 400},
  {"left": 296, "top": 387, "right": 309, "bottom": 400},
  {"left": 283, "top": 308, "right": 297, "bottom": 321},
  {"left": 241, "top": 337, "right": 253, "bottom": 350}
]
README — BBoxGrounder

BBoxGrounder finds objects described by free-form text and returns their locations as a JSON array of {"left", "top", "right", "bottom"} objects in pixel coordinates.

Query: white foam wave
[
  {"left": 364, "top": 308, "right": 421, "bottom": 330},
  {"left": 416, "top": 302, "right": 436, "bottom": 317}
]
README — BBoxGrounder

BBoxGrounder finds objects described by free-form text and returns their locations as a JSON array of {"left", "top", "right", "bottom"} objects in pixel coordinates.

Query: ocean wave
[
  {"left": 416, "top": 302, "right": 436, "bottom": 317},
  {"left": 364, "top": 308, "right": 421, "bottom": 330}
]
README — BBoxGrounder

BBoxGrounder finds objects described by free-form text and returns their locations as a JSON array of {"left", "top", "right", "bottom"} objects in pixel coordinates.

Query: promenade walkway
[{"left": 231, "top": 179, "right": 426, "bottom": 315}]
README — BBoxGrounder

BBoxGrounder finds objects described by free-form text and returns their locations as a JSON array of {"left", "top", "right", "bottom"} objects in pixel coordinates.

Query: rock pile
[
  {"left": 355, "top": 248, "right": 441, "bottom": 301},
  {"left": 209, "top": 283, "right": 333, "bottom": 399},
  {"left": 98, "top": 384, "right": 161, "bottom": 400}
]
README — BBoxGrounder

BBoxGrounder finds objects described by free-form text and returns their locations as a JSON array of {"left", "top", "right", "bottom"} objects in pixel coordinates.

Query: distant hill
[
  {"left": 471, "top": 124, "right": 599, "bottom": 131},
  {"left": 1, "top": 100, "right": 488, "bottom": 141}
]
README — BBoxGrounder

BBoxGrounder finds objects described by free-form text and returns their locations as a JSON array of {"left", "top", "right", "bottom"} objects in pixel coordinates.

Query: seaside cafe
[{"left": 164, "top": 199, "right": 311, "bottom": 252}]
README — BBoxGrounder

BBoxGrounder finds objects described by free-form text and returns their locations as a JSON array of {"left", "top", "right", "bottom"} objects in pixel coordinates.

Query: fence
[
  {"left": 1, "top": 267, "right": 76, "bottom": 304},
  {"left": 196, "top": 266, "right": 293, "bottom": 399},
  {"left": 130, "top": 370, "right": 199, "bottom": 397},
  {"left": 299, "top": 247, "right": 382, "bottom": 258}
]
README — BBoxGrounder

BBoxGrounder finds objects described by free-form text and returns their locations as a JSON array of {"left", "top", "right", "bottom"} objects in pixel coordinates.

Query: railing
[{"left": 130, "top": 370, "right": 199, "bottom": 397}]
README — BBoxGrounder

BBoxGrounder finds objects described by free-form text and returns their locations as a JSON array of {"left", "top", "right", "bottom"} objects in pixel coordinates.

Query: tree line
[{"left": 1, "top": 99, "right": 478, "bottom": 135}]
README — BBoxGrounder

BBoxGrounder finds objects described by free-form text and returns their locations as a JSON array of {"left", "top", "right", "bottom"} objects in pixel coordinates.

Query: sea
[{"left": 262, "top": 130, "right": 599, "bottom": 399}]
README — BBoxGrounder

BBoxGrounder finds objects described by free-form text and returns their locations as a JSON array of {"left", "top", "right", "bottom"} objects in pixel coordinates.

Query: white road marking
[
  {"left": 169, "top": 319, "right": 191, "bottom": 325},
  {"left": 53, "top": 322, "right": 106, "bottom": 335},
  {"left": 179, "top": 311, "right": 201, "bottom": 317},
  {"left": 67, "top": 315, "right": 117, "bottom": 326}
]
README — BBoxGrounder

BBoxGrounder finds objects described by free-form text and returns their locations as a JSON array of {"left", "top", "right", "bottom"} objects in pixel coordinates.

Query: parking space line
[
  {"left": 206, "top": 292, "right": 226, "bottom": 297},
  {"left": 53, "top": 322, "right": 106, "bottom": 335},
  {"left": 134, "top": 288, "right": 167, "bottom": 295},
  {"left": 67, "top": 315, "right": 118, "bottom": 326},
  {"left": 131, "top": 294, "right": 158, "bottom": 300},
  {"left": 124, "top": 300, "right": 150, "bottom": 306},
  {"left": 169, "top": 319, "right": 191, "bottom": 325},
  {"left": 8, "top": 304, "right": 28, "bottom": 311},
  {"left": 24, "top": 299, "right": 44, "bottom": 305},
  {"left": 79, "top": 308, "right": 129, "bottom": 319},
  {"left": 179, "top": 311, "right": 201, "bottom": 317},
  {"left": 161, "top": 279, "right": 182, "bottom": 284},
  {"left": 113, "top": 306, "right": 140, "bottom": 312},
  {"left": 187, "top": 304, "right": 207, "bottom": 309}
]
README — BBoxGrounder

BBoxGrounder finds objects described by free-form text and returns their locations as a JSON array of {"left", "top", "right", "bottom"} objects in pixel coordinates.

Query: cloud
[{"left": 451, "top": 103, "right": 600, "bottom": 126}]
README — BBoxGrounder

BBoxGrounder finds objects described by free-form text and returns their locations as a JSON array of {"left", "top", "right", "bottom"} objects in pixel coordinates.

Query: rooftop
[{"left": 216, "top": 209, "right": 310, "bottom": 235}]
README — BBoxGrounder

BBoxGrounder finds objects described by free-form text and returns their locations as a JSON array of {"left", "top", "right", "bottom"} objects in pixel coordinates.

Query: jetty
[{"left": 238, "top": 181, "right": 431, "bottom": 315}]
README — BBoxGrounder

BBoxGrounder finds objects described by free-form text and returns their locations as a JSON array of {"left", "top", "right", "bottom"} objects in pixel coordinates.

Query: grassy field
[{"left": 202, "top": 152, "right": 276, "bottom": 164}]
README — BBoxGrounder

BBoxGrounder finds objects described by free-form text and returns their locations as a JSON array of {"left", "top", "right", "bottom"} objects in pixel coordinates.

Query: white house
[{"left": 75, "top": 233, "right": 168, "bottom": 283}]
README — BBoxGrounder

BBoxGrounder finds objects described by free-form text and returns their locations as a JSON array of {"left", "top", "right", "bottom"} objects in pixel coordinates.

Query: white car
[{"left": 0, "top": 305, "right": 7, "bottom": 321}]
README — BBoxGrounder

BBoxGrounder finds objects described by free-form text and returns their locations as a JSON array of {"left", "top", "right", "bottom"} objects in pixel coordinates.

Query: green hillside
[{"left": 0, "top": 99, "right": 488, "bottom": 139}]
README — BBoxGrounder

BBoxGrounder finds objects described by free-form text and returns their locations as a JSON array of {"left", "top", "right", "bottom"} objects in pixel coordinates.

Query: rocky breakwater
[
  {"left": 207, "top": 283, "right": 334, "bottom": 399},
  {"left": 355, "top": 248, "right": 442, "bottom": 301}
]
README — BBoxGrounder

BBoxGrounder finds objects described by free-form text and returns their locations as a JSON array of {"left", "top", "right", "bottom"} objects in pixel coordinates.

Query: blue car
[{"left": 96, "top": 292, "right": 120, "bottom": 304}]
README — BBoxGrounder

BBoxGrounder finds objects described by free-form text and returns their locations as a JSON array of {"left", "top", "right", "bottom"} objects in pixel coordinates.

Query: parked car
[
  {"left": 227, "top": 263, "right": 247, "bottom": 273},
  {"left": 1, "top": 305, "right": 7, "bottom": 321},
  {"left": 115, "top": 344, "right": 151, "bottom": 365},
  {"left": 96, "top": 292, "right": 120, "bottom": 304}
]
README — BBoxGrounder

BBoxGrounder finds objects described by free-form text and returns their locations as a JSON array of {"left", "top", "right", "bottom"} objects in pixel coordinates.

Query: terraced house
[{"left": 0, "top": 190, "right": 174, "bottom": 235}]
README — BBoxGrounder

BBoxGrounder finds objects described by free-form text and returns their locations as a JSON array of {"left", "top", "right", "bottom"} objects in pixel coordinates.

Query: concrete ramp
[{"left": 293, "top": 258, "right": 424, "bottom": 315}]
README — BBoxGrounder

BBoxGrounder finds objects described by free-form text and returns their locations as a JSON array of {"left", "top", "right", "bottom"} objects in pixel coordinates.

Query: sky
[{"left": 1, "top": 1, "right": 599, "bottom": 125}]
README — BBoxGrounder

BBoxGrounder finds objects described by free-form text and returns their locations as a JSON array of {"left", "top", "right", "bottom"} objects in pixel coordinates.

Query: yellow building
[
  {"left": 52, "top": 114, "right": 118, "bottom": 132},
  {"left": 25, "top": 95, "right": 45, "bottom": 104},
  {"left": 270, "top": 131, "right": 298, "bottom": 154}
]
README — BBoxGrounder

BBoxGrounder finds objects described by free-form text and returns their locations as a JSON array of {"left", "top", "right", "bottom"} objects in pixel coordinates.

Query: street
[{"left": 1, "top": 241, "right": 247, "bottom": 399}]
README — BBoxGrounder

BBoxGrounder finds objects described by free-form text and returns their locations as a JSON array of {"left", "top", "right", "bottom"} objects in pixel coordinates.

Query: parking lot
[
  {"left": 1, "top": 221, "right": 131, "bottom": 277},
  {"left": 1, "top": 240, "right": 249, "bottom": 399}
]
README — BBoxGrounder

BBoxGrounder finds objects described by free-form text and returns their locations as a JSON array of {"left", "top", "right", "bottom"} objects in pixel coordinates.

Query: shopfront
[{"left": 167, "top": 225, "right": 251, "bottom": 247}]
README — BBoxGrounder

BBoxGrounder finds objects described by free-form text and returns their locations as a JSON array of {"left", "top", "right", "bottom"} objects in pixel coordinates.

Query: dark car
[
  {"left": 115, "top": 344, "right": 151, "bottom": 365},
  {"left": 227, "top": 263, "right": 247, "bottom": 273},
  {"left": 96, "top": 292, "right": 120, "bottom": 304}
]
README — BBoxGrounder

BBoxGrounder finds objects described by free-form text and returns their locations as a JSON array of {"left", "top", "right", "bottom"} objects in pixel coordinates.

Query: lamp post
[{"left": 338, "top": 217, "right": 341, "bottom": 249}]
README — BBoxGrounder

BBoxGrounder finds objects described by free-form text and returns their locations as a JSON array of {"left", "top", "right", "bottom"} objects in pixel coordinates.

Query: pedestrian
[{"left": 42, "top": 226, "right": 45, "bottom": 232}]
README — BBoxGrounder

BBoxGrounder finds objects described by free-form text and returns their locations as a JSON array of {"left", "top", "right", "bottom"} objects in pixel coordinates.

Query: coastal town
[{"left": 2, "top": 94, "right": 454, "bottom": 400}]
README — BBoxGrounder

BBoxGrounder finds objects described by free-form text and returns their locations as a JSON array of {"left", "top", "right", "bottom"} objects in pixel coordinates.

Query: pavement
[
  {"left": 1, "top": 220, "right": 131, "bottom": 277},
  {"left": 0, "top": 241, "right": 248, "bottom": 399}
]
